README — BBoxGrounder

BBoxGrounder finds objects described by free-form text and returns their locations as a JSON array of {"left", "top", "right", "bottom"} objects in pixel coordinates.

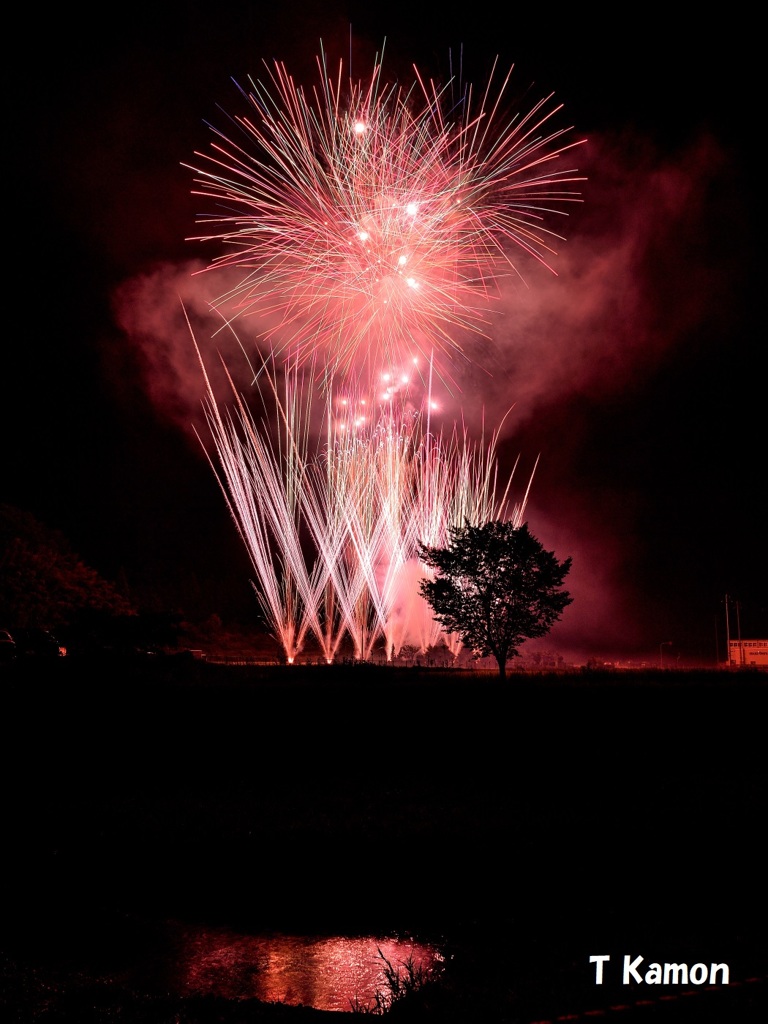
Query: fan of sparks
[
  {"left": 195, "top": 343, "right": 533, "bottom": 664},
  {"left": 186, "top": 46, "right": 585, "bottom": 385}
]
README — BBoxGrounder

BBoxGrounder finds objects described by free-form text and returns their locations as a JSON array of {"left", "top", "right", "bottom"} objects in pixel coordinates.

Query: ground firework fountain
[
  {"left": 194, "top": 341, "right": 532, "bottom": 661},
  {"left": 186, "top": 44, "right": 583, "bottom": 664}
]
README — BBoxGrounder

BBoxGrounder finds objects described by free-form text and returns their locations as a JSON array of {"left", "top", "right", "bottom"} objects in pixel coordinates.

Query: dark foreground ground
[{"left": 1, "top": 659, "right": 766, "bottom": 1022}]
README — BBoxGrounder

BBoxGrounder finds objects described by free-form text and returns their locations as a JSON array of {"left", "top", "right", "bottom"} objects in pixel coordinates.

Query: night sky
[{"left": 6, "top": 2, "right": 764, "bottom": 665}]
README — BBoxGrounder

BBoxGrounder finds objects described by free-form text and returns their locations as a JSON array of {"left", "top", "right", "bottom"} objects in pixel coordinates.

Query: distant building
[{"left": 728, "top": 640, "right": 768, "bottom": 668}]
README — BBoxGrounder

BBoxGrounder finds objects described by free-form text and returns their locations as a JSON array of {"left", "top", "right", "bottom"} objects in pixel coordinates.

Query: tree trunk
[{"left": 496, "top": 655, "right": 507, "bottom": 680}]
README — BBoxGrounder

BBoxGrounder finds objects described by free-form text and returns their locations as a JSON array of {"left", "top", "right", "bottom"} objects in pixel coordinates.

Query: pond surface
[{"left": 158, "top": 923, "right": 444, "bottom": 1012}]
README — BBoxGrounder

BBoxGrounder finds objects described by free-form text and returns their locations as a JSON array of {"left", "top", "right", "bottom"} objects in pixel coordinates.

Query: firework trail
[
  {"left": 186, "top": 45, "right": 580, "bottom": 663},
  {"left": 195, "top": 345, "right": 531, "bottom": 662},
  {"left": 186, "top": 45, "right": 584, "bottom": 387}
]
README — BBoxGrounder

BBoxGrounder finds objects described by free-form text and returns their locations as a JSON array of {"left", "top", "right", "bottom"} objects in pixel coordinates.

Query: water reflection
[{"left": 169, "top": 926, "right": 443, "bottom": 1011}]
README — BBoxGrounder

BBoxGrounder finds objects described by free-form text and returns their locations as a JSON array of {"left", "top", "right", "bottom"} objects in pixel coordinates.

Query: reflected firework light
[{"left": 185, "top": 45, "right": 584, "bottom": 388}]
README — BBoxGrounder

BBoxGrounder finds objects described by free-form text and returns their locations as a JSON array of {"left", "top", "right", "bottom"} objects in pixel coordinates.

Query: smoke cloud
[{"left": 111, "top": 126, "right": 739, "bottom": 661}]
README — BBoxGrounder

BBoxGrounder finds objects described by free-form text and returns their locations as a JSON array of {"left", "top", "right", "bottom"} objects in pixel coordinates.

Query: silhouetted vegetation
[
  {"left": 0, "top": 503, "right": 135, "bottom": 629},
  {"left": 419, "top": 521, "right": 572, "bottom": 678}
]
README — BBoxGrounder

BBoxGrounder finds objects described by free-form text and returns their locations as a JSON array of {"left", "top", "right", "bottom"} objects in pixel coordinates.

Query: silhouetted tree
[{"left": 419, "top": 521, "right": 572, "bottom": 679}]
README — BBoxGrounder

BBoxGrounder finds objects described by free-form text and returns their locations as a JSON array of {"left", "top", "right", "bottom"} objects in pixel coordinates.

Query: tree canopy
[{"left": 419, "top": 520, "right": 572, "bottom": 678}]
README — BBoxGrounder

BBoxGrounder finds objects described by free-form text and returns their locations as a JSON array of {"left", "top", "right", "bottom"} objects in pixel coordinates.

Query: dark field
[{"left": 2, "top": 659, "right": 766, "bottom": 1022}]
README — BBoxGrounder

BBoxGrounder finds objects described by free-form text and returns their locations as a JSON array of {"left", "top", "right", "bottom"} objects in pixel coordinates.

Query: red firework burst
[{"left": 186, "top": 44, "right": 585, "bottom": 385}]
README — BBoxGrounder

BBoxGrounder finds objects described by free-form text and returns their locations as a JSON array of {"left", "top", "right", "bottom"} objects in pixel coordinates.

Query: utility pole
[
  {"left": 714, "top": 613, "right": 719, "bottom": 668},
  {"left": 724, "top": 594, "right": 731, "bottom": 668}
]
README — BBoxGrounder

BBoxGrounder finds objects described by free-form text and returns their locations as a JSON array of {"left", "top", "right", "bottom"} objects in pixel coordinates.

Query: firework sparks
[
  {"left": 186, "top": 44, "right": 580, "bottom": 663},
  {"left": 185, "top": 45, "right": 584, "bottom": 386},
  {"left": 193, "top": 328, "right": 531, "bottom": 663}
]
